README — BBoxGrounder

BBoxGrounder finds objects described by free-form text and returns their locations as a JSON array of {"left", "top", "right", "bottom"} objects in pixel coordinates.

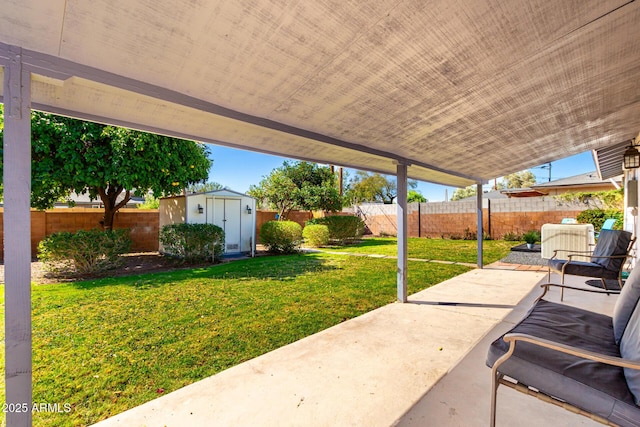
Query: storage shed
[{"left": 160, "top": 189, "right": 256, "bottom": 256}]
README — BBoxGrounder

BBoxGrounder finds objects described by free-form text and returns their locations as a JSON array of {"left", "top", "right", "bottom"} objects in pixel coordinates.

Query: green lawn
[
  {"left": 0, "top": 252, "right": 470, "bottom": 427},
  {"left": 318, "top": 237, "right": 515, "bottom": 264}
]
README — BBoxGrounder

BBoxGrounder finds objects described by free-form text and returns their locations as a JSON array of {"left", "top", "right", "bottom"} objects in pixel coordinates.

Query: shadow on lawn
[
  {"left": 330, "top": 237, "right": 396, "bottom": 249},
  {"left": 71, "top": 253, "right": 337, "bottom": 290}
]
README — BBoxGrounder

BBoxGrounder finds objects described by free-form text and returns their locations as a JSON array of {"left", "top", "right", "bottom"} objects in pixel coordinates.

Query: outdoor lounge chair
[
  {"left": 487, "top": 267, "right": 640, "bottom": 426},
  {"left": 548, "top": 229, "right": 634, "bottom": 298},
  {"left": 594, "top": 218, "right": 618, "bottom": 239}
]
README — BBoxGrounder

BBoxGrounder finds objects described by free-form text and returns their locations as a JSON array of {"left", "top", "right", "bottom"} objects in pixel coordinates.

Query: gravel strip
[{"left": 500, "top": 251, "right": 548, "bottom": 266}]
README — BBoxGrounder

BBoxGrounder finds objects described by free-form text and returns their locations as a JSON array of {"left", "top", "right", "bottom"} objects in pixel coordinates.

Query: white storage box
[{"left": 541, "top": 223, "right": 595, "bottom": 260}]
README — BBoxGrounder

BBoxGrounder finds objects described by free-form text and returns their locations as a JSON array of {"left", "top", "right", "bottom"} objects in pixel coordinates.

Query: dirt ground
[{"left": 0, "top": 252, "right": 246, "bottom": 285}]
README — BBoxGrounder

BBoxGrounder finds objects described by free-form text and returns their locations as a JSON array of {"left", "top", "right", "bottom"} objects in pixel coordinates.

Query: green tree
[
  {"left": 502, "top": 170, "right": 537, "bottom": 189},
  {"left": 185, "top": 181, "right": 224, "bottom": 193},
  {"left": 137, "top": 193, "right": 160, "bottom": 209},
  {"left": 345, "top": 171, "right": 418, "bottom": 204},
  {"left": 248, "top": 161, "right": 342, "bottom": 219},
  {"left": 407, "top": 189, "right": 427, "bottom": 203},
  {"left": 451, "top": 185, "right": 477, "bottom": 201},
  {"left": 0, "top": 111, "right": 212, "bottom": 230}
]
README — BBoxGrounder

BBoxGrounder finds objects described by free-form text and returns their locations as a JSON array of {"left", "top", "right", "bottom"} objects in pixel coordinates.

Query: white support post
[
  {"left": 3, "top": 46, "right": 33, "bottom": 426},
  {"left": 477, "top": 182, "right": 484, "bottom": 269},
  {"left": 397, "top": 163, "right": 408, "bottom": 302}
]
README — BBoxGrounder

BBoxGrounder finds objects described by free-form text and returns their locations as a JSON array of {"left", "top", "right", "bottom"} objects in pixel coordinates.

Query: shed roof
[
  {"left": 1, "top": 1, "right": 639, "bottom": 187},
  {"left": 185, "top": 189, "right": 254, "bottom": 199}
]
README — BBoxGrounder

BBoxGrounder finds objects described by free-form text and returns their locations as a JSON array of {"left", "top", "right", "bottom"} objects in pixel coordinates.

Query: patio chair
[
  {"left": 595, "top": 218, "right": 618, "bottom": 238},
  {"left": 548, "top": 229, "right": 634, "bottom": 298},
  {"left": 487, "top": 267, "right": 640, "bottom": 426}
]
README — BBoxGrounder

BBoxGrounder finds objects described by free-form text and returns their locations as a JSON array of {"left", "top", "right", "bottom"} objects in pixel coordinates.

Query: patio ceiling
[{"left": 1, "top": 0, "right": 639, "bottom": 187}]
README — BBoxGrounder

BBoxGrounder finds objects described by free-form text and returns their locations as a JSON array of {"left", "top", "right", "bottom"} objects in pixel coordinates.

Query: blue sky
[{"left": 206, "top": 145, "right": 597, "bottom": 202}]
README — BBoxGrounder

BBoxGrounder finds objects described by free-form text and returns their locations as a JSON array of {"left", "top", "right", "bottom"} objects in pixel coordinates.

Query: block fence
[
  {"left": 355, "top": 197, "right": 591, "bottom": 239},
  {"left": 0, "top": 208, "right": 327, "bottom": 260},
  {"left": 0, "top": 208, "right": 159, "bottom": 260},
  {"left": 0, "top": 199, "right": 590, "bottom": 260}
]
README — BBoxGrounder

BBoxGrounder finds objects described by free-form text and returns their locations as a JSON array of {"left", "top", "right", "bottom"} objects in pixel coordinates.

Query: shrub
[
  {"left": 302, "top": 224, "right": 330, "bottom": 247},
  {"left": 502, "top": 231, "right": 521, "bottom": 241},
  {"left": 159, "top": 223, "right": 225, "bottom": 262},
  {"left": 260, "top": 220, "right": 303, "bottom": 253},
  {"left": 38, "top": 228, "right": 132, "bottom": 274},
  {"left": 306, "top": 216, "right": 365, "bottom": 244},
  {"left": 522, "top": 230, "right": 541, "bottom": 244},
  {"left": 576, "top": 209, "right": 623, "bottom": 230}
]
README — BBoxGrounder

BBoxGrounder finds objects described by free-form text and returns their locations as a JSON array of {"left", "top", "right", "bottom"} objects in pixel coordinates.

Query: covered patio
[
  {"left": 91, "top": 265, "right": 611, "bottom": 427},
  {"left": 2, "top": 0, "right": 640, "bottom": 425}
]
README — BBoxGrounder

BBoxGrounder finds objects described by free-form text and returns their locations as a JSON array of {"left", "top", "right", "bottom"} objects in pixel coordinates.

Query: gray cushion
[
  {"left": 613, "top": 267, "right": 640, "bottom": 344},
  {"left": 487, "top": 299, "right": 640, "bottom": 426},
  {"left": 548, "top": 259, "right": 619, "bottom": 280},
  {"left": 592, "top": 229, "right": 632, "bottom": 271},
  {"left": 620, "top": 301, "right": 640, "bottom": 405}
]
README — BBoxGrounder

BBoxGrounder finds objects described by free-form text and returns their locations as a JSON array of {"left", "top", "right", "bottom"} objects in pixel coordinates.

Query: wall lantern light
[
  {"left": 623, "top": 139, "right": 640, "bottom": 169},
  {"left": 197, "top": 204, "right": 204, "bottom": 214},
  {"left": 246, "top": 205, "right": 252, "bottom": 214}
]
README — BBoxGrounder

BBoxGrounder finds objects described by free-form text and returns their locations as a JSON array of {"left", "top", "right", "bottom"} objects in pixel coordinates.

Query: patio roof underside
[{"left": 1, "top": 0, "right": 639, "bottom": 188}]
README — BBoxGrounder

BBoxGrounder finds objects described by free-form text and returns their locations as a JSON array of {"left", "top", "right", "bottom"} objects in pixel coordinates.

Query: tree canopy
[
  {"left": 450, "top": 185, "right": 478, "bottom": 201},
  {"left": 185, "top": 181, "right": 224, "bottom": 193},
  {"left": 502, "top": 170, "right": 537, "bottom": 189},
  {"left": 450, "top": 170, "right": 537, "bottom": 201},
  {"left": 0, "top": 111, "right": 212, "bottom": 229},
  {"left": 407, "top": 189, "right": 427, "bottom": 203},
  {"left": 248, "top": 161, "right": 342, "bottom": 219},
  {"left": 345, "top": 171, "right": 420, "bottom": 204}
]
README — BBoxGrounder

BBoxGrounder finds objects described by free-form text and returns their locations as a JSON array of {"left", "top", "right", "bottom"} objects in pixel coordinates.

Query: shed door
[{"left": 213, "top": 198, "right": 241, "bottom": 253}]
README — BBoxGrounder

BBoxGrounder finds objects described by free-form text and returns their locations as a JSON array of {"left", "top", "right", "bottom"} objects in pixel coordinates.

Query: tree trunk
[{"left": 97, "top": 186, "right": 131, "bottom": 231}]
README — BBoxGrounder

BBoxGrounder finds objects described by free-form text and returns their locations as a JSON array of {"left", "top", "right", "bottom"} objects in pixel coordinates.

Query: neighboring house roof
[
  {"left": 498, "top": 188, "right": 548, "bottom": 198},
  {"left": 531, "top": 171, "right": 621, "bottom": 189},
  {"left": 54, "top": 192, "right": 144, "bottom": 208},
  {"left": 500, "top": 171, "right": 621, "bottom": 198}
]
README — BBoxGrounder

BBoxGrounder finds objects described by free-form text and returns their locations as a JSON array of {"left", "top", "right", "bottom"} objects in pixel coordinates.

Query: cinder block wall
[
  {"left": 357, "top": 197, "right": 591, "bottom": 239},
  {"left": 0, "top": 208, "right": 159, "bottom": 260}
]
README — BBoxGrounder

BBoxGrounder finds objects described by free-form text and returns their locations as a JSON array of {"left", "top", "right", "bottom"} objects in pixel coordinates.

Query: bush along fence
[
  {"left": 0, "top": 208, "right": 159, "bottom": 260},
  {"left": 0, "top": 199, "right": 598, "bottom": 261},
  {"left": 159, "top": 223, "right": 225, "bottom": 262},
  {"left": 38, "top": 229, "right": 132, "bottom": 275},
  {"left": 0, "top": 208, "right": 345, "bottom": 261},
  {"left": 352, "top": 197, "right": 598, "bottom": 239}
]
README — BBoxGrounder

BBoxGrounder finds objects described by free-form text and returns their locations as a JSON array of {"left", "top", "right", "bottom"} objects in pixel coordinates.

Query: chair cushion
[
  {"left": 592, "top": 229, "right": 632, "bottom": 271},
  {"left": 487, "top": 299, "right": 639, "bottom": 426},
  {"left": 620, "top": 301, "right": 640, "bottom": 405},
  {"left": 613, "top": 267, "right": 640, "bottom": 344},
  {"left": 550, "top": 259, "right": 620, "bottom": 280}
]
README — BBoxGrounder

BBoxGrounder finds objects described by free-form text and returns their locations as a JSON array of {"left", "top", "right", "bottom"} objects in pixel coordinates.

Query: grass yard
[
  {"left": 0, "top": 252, "right": 470, "bottom": 427},
  {"left": 320, "top": 237, "right": 515, "bottom": 264}
]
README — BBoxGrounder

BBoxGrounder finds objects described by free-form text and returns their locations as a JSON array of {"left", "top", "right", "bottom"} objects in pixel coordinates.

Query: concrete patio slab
[
  {"left": 93, "top": 267, "right": 546, "bottom": 427},
  {"left": 396, "top": 272, "right": 617, "bottom": 427}
]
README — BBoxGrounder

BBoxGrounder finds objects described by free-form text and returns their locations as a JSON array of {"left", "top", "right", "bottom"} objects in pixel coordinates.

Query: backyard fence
[
  {"left": 354, "top": 197, "right": 592, "bottom": 239},
  {"left": 0, "top": 208, "right": 159, "bottom": 260},
  {"left": 0, "top": 208, "right": 336, "bottom": 260},
  {"left": 0, "top": 197, "right": 594, "bottom": 260}
]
